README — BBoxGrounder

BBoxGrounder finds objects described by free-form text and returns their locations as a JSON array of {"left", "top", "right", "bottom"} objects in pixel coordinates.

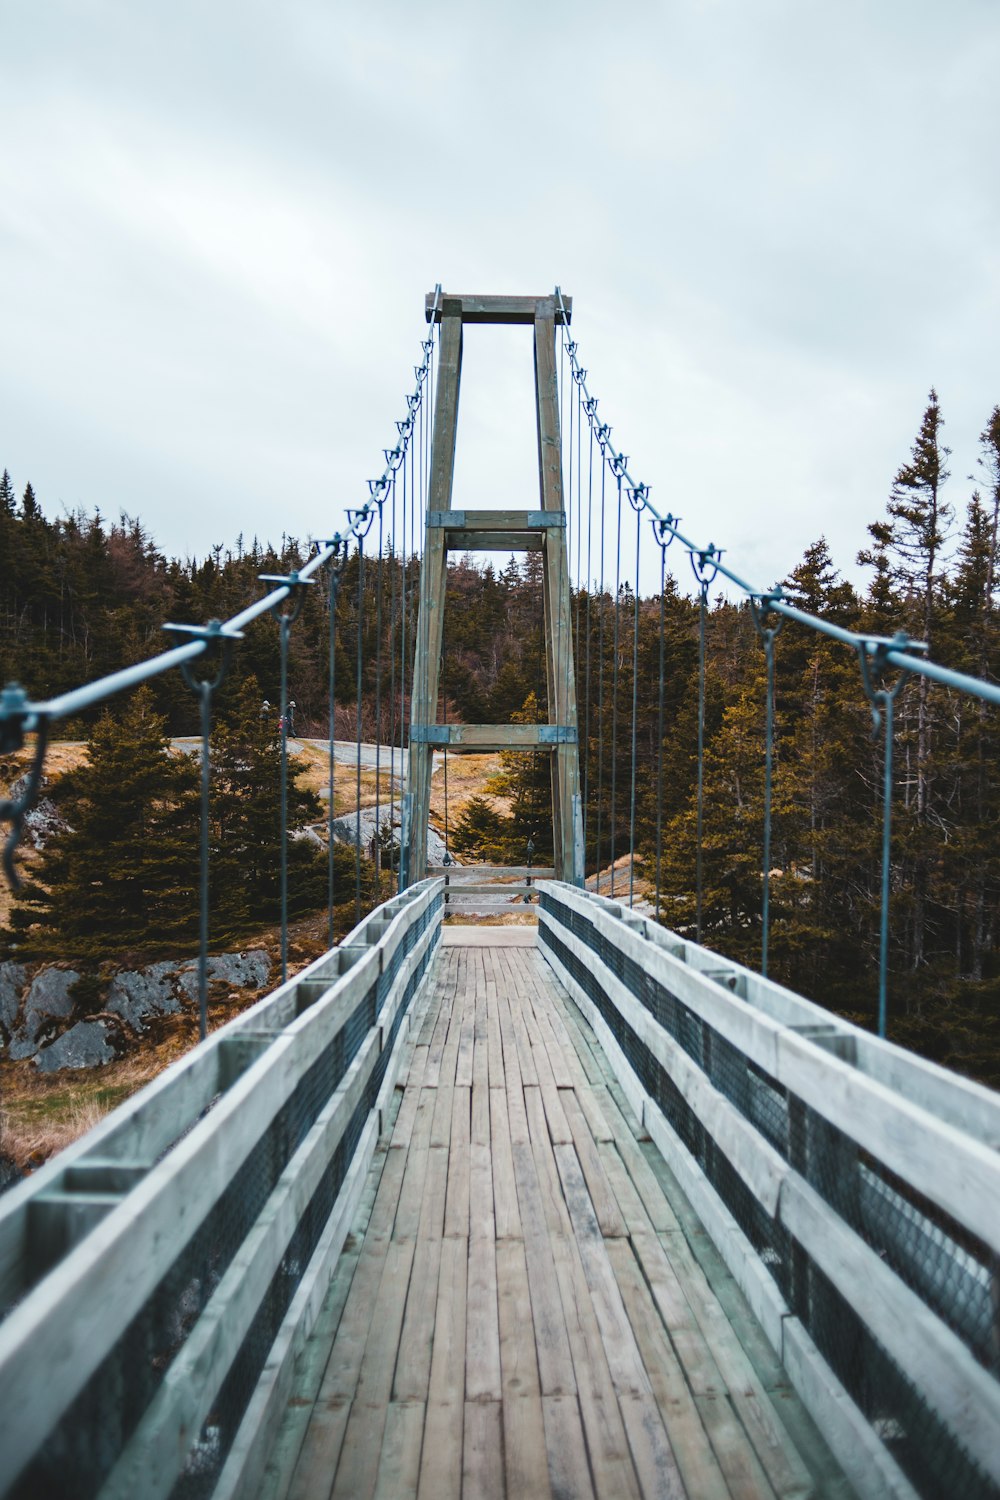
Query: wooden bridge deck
[{"left": 261, "top": 935, "right": 852, "bottom": 1500}]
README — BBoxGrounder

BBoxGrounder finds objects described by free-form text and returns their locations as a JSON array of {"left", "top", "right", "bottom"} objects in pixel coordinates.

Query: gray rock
[
  {"left": 178, "top": 949, "right": 271, "bottom": 1000},
  {"left": 0, "top": 962, "right": 26, "bottom": 1034},
  {"left": 106, "top": 961, "right": 182, "bottom": 1032},
  {"left": 5, "top": 774, "right": 69, "bottom": 850},
  {"left": 329, "top": 808, "right": 450, "bottom": 867},
  {"left": 8, "top": 968, "right": 80, "bottom": 1059},
  {"left": 35, "top": 1020, "right": 115, "bottom": 1072}
]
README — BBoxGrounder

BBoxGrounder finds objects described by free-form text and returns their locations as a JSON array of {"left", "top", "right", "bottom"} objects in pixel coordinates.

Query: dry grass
[{"left": 0, "top": 1052, "right": 165, "bottom": 1173}]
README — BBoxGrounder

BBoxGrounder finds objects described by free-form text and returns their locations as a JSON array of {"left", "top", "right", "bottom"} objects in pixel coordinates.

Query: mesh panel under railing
[
  {"left": 5, "top": 888, "right": 441, "bottom": 1500},
  {"left": 540, "top": 890, "right": 1000, "bottom": 1500}
]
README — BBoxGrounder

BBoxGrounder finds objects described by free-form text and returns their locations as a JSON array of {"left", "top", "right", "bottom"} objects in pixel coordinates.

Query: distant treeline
[{"left": 4, "top": 391, "right": 1000, "bottom": 1083}]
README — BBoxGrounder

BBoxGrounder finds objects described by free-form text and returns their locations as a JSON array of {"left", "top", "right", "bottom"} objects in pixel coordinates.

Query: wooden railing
[
  {"left": 538, "top": 881, "right": 1000, "bottom": 1500},
  {"left": 0, "top": 879, "right": 444, "bottom": 1500}
]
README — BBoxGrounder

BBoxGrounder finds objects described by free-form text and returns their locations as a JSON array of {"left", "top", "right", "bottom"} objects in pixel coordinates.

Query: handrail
[
  {"left": 538, "top": 881, "right": 1000, "bottom": 1500},
  {"left": 0, "top": 879, "right": 444, "bottom": 1500}
]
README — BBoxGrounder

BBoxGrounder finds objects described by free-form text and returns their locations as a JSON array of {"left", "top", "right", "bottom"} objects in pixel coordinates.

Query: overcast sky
[{"left": 3, "top": 0, "right": 999, "bottom": 600}]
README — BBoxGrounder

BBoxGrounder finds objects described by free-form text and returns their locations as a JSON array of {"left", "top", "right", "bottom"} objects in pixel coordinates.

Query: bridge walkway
[{"left": 260, "top": 932, "right": 852, "bottom": 1500}]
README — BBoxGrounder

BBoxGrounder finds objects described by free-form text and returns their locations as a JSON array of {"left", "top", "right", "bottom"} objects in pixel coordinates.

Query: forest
[{"left": 2, "top": 391, "right": 1000, "bottom": 1085}]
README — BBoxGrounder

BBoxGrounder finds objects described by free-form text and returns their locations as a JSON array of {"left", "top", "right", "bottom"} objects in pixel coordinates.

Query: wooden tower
[{"left": 403, "top": 291, "right": 583, "bottom": 887}]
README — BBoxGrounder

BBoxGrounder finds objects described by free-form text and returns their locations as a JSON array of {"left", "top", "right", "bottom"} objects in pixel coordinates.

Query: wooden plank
[
  {"left": 486, "top": 974, "right": 505, "bottom": 1090},
  {"left": 431, "top": 1084, "right": 454, "bottom": 1149},
  {"left": 496, "top": 1239, "right": 540, "bottom": 1399},
  {"left": 617, "top": 1392, "right": 688, "bottom": 1500},
  {"left": 546, "top": 984, "right": 606, "bottom": 1085},
  {"left": 392, "top": 1089, "right": 435, "bottom": 1242},
  {"left": 490, "top": 1087, "right": 522, "bottom": 1241},
  {"left": 288, "top": 1224, "right": 401, "bottom": 1497},
  {"left": 560, "top": 1090, "right": 628, "bottom": 1239},
  {"left": 510, "top": 1141, "right": 576, "bottom": 1396},
  {"left": 418, "top": 1400, "right": 462, "bottom": 1500},
  {"left": 417, "top": 1235, "right": 468, "bottom": 1500},
  {"left": 331, "top": 1237, "right": 416, "bottom": 1500},
  {"left": 507, "top": 990, "right": 539, "bottom": 1086},
  {"left": 494, "top": 974, "right": 524, "bottom": 1092},
  {"left": 542, "top": 1395, "right": 596, "bottom": 1500},
  {"left": 609, "top": 1237, "right": 733, "bottom": 1500},
  {"left": 471, "top": 1080, "right": 491, "bottom": 1147},
  {"left": 628, "top": 1229, "right": 726, "bottom": 1398},
  {"left": 466, "top": 1237, "right": 502, "bottom": 1402},
  {"left": 524, "top": 1088, "right": 574, "bottom": 1238},
  {"left": 429, "top": 865, "right": 556, "bottom": 878},
  {"left": 469, "top": 1142, "right": 495, "bottom": 1242},
  {"left": 394, "top": 1236, "right": 443, "bottom": 1401},
  {"left": 454, "top": 991, "right": 475, "bottom": 1088},
  {"left": 444, "top": 1086, "right": 471, "bottom": 1239},
  {"left": 255, "top": 1168, "right": 376, "bottom": 1500},
  {"left": 428, "top": 1237, "right": 469, "bottom": 1404},
  {"left": 373, "top": 1400, "right": 425, "bottom": 1500},
  {"left": 462, "top": 1400, "right": 504, "bottom": 1499},
  {"left": 503, "top": 1393, "right": 552, "bottom": 1500},
  {"left": 547, "top": 1234, "right": 642, "bottom": 1499},
  {"left": 552, "top": 1144, "right": 652, "bottom": 1403},
  {"left": 695, "top": 1394, "right": 780, "bottom": 1500},
  {"left": 529, "top": 1045, "right": 573, "bottom": 1146},
  {"left": 596, "top": 1140, "right": 658, "bottom": 1236}
]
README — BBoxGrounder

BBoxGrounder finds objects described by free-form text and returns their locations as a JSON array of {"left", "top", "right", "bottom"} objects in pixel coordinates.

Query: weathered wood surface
[
  {"left": 268, "top": 943, "right": 849, "bottom": 1500},
  {"left": 424, "top": 292, "right": 573, "bottom": 325}
]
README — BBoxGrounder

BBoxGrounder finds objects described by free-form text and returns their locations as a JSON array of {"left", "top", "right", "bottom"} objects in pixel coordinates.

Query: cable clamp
[
  {"left": 690, "top": 544, "right": 723, "bottom": 594},
  {"left": 856, "top": 630, "right": 922, "bottom": 737},
  {"left": 749, "top": 586, "right": 785, "bottom": 639},
  {"left": 163, "top": 618, "right": 243, "bottom": 696},
  {"left": 655, "top": 515, "right": 681, "bottom": 549},
  {"left": 259, "top": 568, "right": 315, "bottom": 624}
]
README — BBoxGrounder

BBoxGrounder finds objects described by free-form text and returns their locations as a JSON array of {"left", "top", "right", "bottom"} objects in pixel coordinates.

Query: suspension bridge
[{"left": 1, "top": 289, "right": 999, "bottom": 1500}]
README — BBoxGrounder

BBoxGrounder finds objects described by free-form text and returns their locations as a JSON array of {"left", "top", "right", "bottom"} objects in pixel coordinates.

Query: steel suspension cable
[
  {"left": 583, "top": 410, "right": 595, "bottom": 854},
  {"left": 354, "top": 533, "right": 365, "bottom": 924},
  {"left": 595, "top": 448, "right": 608, "bottom": 890},
  {"left": 610, "top": 468, "right": 624, "bottom": 898},
  {"left": 374, "top": 502, "right": 384, "bottom": 889},
  {"left": 325, "top": 539, "right": 346, "bottom": 947},
  {"left": 655, "top": 528, "right": 669, "bottom": 921},
  {"left": 628, "top": 489, "right": 642, "bottom": 908}
]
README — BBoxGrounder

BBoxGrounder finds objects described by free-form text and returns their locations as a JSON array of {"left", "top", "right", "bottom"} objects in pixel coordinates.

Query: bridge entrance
[{"left": 405, "top": 293, "right": 583, "bottom": 888}]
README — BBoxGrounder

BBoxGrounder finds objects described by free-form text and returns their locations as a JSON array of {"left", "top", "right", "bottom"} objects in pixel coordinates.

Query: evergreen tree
[
  {"left": 211, "top": 675, "right": 327, "bottom": 923},
  {"left": 7, "top": 688, "right": 200, "bottom": 962}
]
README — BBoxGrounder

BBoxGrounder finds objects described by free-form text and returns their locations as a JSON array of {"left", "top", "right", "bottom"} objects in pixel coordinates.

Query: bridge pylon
[{"left": 404, "top": 291, "right": 584, "bottom": 888}]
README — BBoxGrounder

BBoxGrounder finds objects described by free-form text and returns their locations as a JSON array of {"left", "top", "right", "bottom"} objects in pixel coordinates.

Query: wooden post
[
  {"left": 406, "top": 293, "right": 582, "bottom": 886},
  {"left": 534, "top": 301, "right": 582, "bottom": 882},
  {"left": 408, "top": 305, "right": 463, "bottom": 882}
]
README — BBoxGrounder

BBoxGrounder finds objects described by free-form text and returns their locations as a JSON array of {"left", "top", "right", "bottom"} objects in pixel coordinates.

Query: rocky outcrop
[
  {"left": 106, "top": 961, "right": 182, "bottom": 1032},
  {"left": 5, "top": 773, "right": 69, "bottom": 850},
  {"left": 34, "top": 1021, "right": 116, "bottom": 1073},
  {"left": 0, "top": 962, "right": 26, "bottom": 1033},
  {"left": 0, "top": 949, "right": 273, "bottom": 1072},
  {"left": 177, "top": 950, "right": 270, "bottom": 1000},
  {"left": 7, "top": 968, "right": 80, "bottom": 1060},
  {"left": 329, "top": 809, "right": 451, "bottom": 867}
]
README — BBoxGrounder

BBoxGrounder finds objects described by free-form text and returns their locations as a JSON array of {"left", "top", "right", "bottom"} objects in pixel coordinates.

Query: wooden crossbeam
[{"left": 424, "top": 292, "right": 572, "bottom": 325}]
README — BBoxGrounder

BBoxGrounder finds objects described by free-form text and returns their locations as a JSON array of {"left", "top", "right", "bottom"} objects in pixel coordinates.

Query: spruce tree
[
  {"left": 211, "top": 675, "right": 327, "bottom": 924},
  {"left": 7, "top": 688, "right": 200, "bottom": 962}
]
